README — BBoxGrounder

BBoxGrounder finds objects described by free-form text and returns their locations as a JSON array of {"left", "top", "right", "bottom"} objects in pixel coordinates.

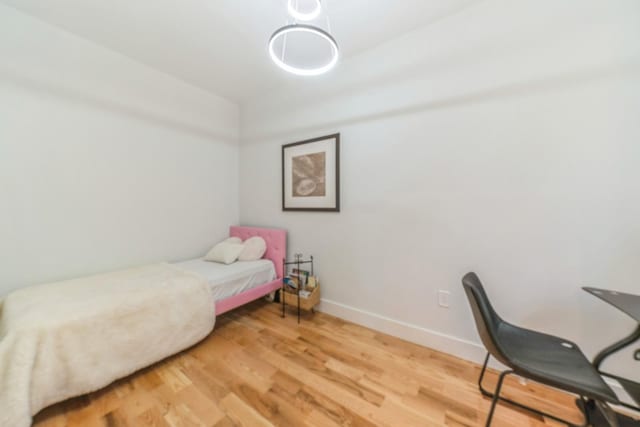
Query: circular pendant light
[
  {"left": 268, "top": 24, "right": 339, "bottom": 76},
  {"left": 287, "top": 0, "right": 322, "bottom": 21}
]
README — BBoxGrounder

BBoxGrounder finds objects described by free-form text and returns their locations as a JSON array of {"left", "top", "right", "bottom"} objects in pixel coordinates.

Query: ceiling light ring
[
  {"left": 287, "top": 0, "right": 322, "bottom": 21},
  {"left": 268, "top": 24, "right": 339, "bottom": 76}
]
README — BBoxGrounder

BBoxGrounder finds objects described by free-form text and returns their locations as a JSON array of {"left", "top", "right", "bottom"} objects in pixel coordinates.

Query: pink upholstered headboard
[{"left": 229, "top": 226, "right": 286, "bottom": 279}]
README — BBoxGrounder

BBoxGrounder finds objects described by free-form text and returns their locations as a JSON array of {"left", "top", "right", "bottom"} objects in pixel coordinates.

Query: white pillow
[
  {"left": 204, "top": 241, "right": 244, "bottom": 264},
  {"left": 238, "top": 236, "right": 267, "bottom": 261},
  {"left": 225, "top": 237, "right": 242, "bottom": 244}
]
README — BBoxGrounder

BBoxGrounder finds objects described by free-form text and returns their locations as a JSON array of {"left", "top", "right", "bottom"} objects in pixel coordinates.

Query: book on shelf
[
  {"left": 290, "top": 268, "right": 310, "bottom": 287},
  {"left": 283, "top": 276, "right": 298, "bottom": 289}
]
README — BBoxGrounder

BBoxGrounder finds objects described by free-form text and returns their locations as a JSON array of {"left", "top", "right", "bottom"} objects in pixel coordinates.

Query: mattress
[{"left": 173, "top": 258, "right": 276, "bottom": 301}]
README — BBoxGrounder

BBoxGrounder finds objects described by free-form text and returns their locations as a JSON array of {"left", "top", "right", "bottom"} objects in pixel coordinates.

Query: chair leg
[
  {"left": 477, "top": 353, "right": 591, "bottom": 427},
  {"left": 595, "top": 401, "right": 620, "bottom": 427},
  {"left": 485, "top": 369, "right": 511, "bottom": 426},
  {"left": 581, "top": 397, "right": 591, "bottom": 426},
  {"left": 478, "top": 352, "right": 492, "bottom": 398}
]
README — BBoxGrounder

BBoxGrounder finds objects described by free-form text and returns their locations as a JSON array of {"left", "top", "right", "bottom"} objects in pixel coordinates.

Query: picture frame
[{"left": 282, "top": 133, "right": 340, "bottom": 212}]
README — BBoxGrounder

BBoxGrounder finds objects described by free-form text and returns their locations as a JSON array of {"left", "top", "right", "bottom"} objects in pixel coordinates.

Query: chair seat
[{"left": 497, "top": 322, "right": 618, "bottom": 403}]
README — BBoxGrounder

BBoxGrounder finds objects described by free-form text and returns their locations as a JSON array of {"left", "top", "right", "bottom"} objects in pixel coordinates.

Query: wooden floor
[{"left": 34, "top": 300, "right": 588, "bottom": 427}]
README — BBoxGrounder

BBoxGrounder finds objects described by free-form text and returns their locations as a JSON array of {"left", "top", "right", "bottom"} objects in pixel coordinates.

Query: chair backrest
[{"left": 462, "top": 272, "right": 511, "bottom": 366}]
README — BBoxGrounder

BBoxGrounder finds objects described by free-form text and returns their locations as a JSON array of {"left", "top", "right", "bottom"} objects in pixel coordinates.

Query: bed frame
[{"left": 214, "top": 226, "right": 286, "bottom": 316}]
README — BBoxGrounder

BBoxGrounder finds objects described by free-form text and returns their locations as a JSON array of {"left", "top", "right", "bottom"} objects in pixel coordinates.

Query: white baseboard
[
  {"left": 317, "top": 298, "right": 632, "bottom": 408},
  {"left": 318, "top": 298, "right": 490, "bottom": 365}
]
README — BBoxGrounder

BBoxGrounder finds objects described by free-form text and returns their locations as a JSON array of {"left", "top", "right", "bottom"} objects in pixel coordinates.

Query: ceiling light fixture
[
  {"left": 268, "top": 24, "right": 339, "bottom": 76},
  {"left": 287, "top": 0, "right": 322, "bottom": 21}
]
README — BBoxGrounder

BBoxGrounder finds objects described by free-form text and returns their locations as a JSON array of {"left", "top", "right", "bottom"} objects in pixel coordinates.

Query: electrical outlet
[{"left": 438, "top": 290, "right": 450, "bottom": 308}]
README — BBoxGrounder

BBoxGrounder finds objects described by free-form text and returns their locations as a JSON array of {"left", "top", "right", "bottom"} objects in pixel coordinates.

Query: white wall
[
  {"left": 240, "top": 0, "right": 640, "bottom": 382},
  {"left": 0, "top": 4, "right": 240, "bottom": 295}
]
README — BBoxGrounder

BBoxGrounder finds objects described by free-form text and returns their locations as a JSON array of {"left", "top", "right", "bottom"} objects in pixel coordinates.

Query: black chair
[{"left": 462, "top": 272, "right": 620, "bottom": 427}]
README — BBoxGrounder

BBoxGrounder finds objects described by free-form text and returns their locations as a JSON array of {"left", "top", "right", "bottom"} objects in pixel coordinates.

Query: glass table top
[{"left": 583, "top": 287, "right": 640, "bottom": 322}]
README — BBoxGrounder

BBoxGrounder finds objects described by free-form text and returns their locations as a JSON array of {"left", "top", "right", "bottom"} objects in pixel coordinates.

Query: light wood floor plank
[{"left": 33, "top": 300, "right": 596, "bottom": 426}]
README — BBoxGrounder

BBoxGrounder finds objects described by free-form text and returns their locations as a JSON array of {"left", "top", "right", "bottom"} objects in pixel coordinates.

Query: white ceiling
[{"left": 1, "top": 0, "right": 476, "bottom": 103}]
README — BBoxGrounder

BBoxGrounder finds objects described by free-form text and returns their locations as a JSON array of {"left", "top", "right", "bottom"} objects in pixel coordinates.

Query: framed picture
[{"left": 282, "top": 133, "right": 340, "bottom": 212}]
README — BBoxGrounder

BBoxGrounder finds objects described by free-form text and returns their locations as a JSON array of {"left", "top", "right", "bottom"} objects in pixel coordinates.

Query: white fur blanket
[{"left": 0, "top": 263, "right": 215, "bottom": 427}]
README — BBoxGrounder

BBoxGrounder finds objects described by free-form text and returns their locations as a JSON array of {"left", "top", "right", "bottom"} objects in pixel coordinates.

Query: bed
[
  {"left": 0, "top": 226, "right": 286, "bottom": 427},
  {"left": 174, "top": 226, "right": 286, "bottom": 315},
  {"left": 213, "top": 226, "right": 286, "bottom": 315}
]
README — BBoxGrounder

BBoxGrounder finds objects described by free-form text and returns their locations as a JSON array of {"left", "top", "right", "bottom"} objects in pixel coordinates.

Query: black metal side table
[
  {"left": 281, "top": 255, "right": 314, "bottom": 323},
  {"left": 582, "top": 287, "right": 640, "bottom": 426}
]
